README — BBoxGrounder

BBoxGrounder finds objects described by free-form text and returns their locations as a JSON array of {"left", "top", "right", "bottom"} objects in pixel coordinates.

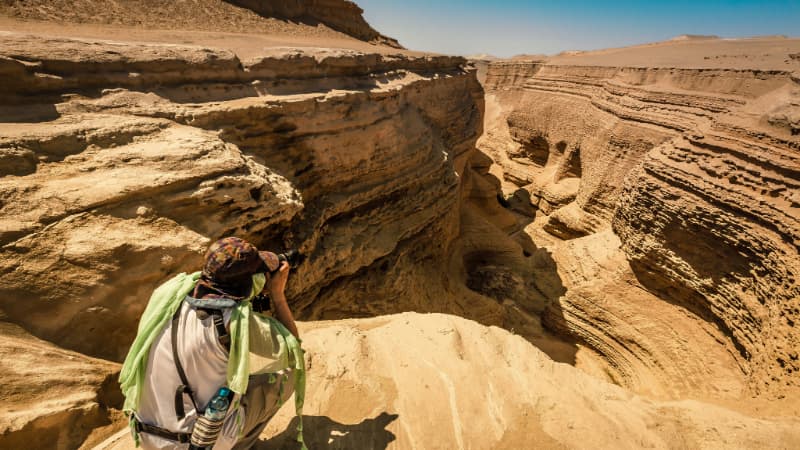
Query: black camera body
[
  {"left": 254, "top": 249, "right": 303, "bottom": 312},
  {"left": 269, "top": 249, "right": 303, "bottom": 274}
]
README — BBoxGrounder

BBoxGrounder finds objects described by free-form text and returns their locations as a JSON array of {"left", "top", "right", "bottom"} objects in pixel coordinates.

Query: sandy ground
[
  {"left": 546, "top": 35, "right": 800, "bottom": 70},
  {"left": 0, "top": 18, "right": 426, "bottom": 60},
  {"left": 94, "top": 313, "right": 800, "bottom": 450}
]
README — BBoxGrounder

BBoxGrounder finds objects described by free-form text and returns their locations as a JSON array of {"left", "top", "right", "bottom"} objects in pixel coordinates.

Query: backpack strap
[
  {"left": 211, "top": 309, "right": 231, "bottom": 351},
  {"left": 196, "top": 307, "right": 231, "bottom": 352},
  {"left": 172, "top": 304, "right": 199, "bottom": 420},
  {"left": 134, "top": 417, "right": 191, "bottom": 443}
]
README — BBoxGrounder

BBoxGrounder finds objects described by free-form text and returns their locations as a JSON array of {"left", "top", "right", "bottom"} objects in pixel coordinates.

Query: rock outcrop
[
  {"left": 226, "top": 0, "right": 401, "bottom": 47},
  {"left": 478, "top": 38, "right": 800, "bottom": 396},
  {"left": 0, "top": 33, "right": 482, "bottom": 364},
  {"left": 0, "top": 321, "right": 121, "bottom": 450}
]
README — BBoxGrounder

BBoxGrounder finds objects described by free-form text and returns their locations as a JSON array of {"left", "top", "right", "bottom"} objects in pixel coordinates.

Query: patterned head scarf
[{"left": 196, "top": 237, "right": 281, "bottom": 300}]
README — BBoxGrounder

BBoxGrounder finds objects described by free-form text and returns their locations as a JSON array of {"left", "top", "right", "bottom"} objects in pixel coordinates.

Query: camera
[
  {"left": 254, "top": 249, "right": 303, "bottom": 313},
  {"left": 269, "top": 249, "right": 303, "bottom": 274}
]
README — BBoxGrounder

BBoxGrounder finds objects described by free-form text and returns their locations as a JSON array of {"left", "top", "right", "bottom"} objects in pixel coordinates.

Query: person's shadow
[{"left": 256, "top": 412, "right": 399, "bottom": 450}]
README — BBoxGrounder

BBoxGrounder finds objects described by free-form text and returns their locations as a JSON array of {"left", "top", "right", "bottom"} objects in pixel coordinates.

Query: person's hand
[{"left": 267, "top": 261, "right": 290, "bottom": 298}]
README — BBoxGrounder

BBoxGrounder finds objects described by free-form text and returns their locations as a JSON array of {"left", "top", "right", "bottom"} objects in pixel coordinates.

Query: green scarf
[{"left": 119, "top": 271, "right": 305, "bottom": 448}]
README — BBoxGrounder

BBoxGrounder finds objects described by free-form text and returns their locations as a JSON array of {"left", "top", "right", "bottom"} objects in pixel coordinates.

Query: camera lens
[{"left": 270, "top": 249, "right": 303, "bottom": 273}]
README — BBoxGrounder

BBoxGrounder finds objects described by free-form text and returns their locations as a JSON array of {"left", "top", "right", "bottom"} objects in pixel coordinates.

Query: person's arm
[{"left": 267, "top": 261, "right": 300, "bottom": 339}]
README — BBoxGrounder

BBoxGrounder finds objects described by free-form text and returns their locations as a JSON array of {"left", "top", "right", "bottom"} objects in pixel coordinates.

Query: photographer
[{"left": 119, "top": 237, "right": 306, "bottom": 450}]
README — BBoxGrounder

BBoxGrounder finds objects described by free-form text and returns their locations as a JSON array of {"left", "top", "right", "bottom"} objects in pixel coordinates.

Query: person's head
[{"left": 196, "top": 237, "right": 280, "bottom": 300}]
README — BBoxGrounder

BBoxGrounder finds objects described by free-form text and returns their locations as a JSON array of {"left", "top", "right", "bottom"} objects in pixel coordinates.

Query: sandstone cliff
[
  {"left": 478, "top": 37, "right": 800, "bottom": 398},
  {"left": 0, "top": 31, "right": 480, "bottom": 447},
  {"left": 0, "top": 320, "right": 121, "bottom": 450}
]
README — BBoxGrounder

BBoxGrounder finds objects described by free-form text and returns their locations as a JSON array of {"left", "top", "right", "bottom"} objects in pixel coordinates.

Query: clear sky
[{"left": 357, "top": 0, "right": 800, "bottom": 57}]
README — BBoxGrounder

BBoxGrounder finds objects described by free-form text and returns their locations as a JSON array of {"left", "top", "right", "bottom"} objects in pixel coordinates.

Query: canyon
[{"left": 0, "top": 2, "right": 799, "bottom": 449}]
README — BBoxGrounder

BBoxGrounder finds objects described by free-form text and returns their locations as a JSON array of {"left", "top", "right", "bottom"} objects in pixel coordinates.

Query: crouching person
[{"left": 119, "top": 237, "right": 307, "bottom": 450}]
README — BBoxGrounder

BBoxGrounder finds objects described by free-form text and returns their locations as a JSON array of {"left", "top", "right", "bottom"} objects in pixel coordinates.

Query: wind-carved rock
[
  {"left": 614, "top": 85, "right": 800, "bottom": 394},
  {"left": 0, "top": 34, "right": 482, "bottom": 361},
  {"left": 480, "top": 40, "right": 800, "bottom": 396},
  {"left": 0, "top": 33, "right": 482, "bottom": 448}
]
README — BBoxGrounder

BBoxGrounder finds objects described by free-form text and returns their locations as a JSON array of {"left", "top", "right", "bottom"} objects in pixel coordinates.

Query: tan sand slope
[
  {"left": 0, "top": 0, "right": 401, "bottom": 48},
  {"left": 97, "top": 313, "right": 800, "bottom": 450},
  {"left": 547, "top": 35, "right": 800, "bottom": 70}
]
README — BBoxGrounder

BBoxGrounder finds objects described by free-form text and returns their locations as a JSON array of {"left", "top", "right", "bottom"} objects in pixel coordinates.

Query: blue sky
[{"left": 357, "top": 0, "right": 800, "bottom": 57}]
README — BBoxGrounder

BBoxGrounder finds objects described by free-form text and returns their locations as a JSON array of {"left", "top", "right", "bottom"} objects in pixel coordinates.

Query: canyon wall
[
  {"left": 2, "top": 18, "right": 799, "bottom": 448},
  {"left": 0, "top": 32, "right": 481, "bottom": 447},
  {"left": 479, "top": 46, "right": 800, "bottom": 395}
]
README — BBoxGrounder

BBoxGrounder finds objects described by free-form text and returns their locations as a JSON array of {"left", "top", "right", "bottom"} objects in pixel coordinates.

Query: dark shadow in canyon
[
  {"left": 463, "top": 245, "right": 576, "bottom": 366},
  {"left": 464, "top": 149, "right": 578, "bottom": 365},
  {"left": 521, "top": 135, "right": 550, "bottom": 166},
  {"left": 0, "top": 102, "right": 60, "bottom": 122},
  {"left": 623, "top": 208, "right": 758, "bottom": 362},
  {"left": 628, "top": 258, "right": 752, "bottom": 361},
  {"left": 152, "top": 72, "right": 409, "bottom": 104},
  {"left": 499, "top": 187, "right": 538, "bottom": 219},
  {"left": 257, "top": 412, "right": 398, "bottom": 450}
]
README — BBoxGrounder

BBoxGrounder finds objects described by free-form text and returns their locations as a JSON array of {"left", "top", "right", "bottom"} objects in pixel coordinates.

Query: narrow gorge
[
  {"left": 0, "top": 3, "right": 799, "bottom": 449},
  {"left": 475, "top": 46, "right": 800, "bottom": 401}
]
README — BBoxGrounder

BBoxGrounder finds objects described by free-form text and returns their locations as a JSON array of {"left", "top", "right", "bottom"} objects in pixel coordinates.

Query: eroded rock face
[
  {"left": 479, "top": 41, "right": 800, "bottom": 395},
  {"left": 0, "top": 321, "right": 121, "bottom": 450},
  {"left": 614, "top": 105, "right": 800, "bottom": 393},
  {"left": 0, "top": 32, "right": 482, "bottom": 446}
]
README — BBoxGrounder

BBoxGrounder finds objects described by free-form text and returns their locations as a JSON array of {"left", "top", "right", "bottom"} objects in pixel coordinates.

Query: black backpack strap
[
  {"left": 211, "top": 309, "right": 231, "bottom": 351},
  {"left": 134, "top": 418, "right": 191, "bottom": 443},
  {"left": 171, "top": 304, "right": 199, "bottom": 420},
  {"left": 196, "top": 307, "right": 231, "bottom": 352}
]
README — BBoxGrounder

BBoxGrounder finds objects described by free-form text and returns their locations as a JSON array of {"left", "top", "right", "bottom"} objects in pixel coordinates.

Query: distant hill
[{"left": 0, "top": 0, "right": 402, "bottom": 48}]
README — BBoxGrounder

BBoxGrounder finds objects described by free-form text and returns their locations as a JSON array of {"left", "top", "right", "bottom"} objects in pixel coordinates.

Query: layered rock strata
[
  {"left": 0, "top": 31, "right": 486, "bottom": 445},
  {"left": 478, "top": 43, "right": 800, "bottom": 395},
  {"left": 0, "top": 28, "right": 483, "bottom": 424}
]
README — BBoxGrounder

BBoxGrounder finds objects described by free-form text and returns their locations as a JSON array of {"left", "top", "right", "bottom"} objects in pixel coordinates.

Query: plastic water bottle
[
  {"left": 189, "top": 387, "right": 233, "bottom": 449},
  {"left": 206, "top": 387, "right": 232, "bottom": 420}
]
